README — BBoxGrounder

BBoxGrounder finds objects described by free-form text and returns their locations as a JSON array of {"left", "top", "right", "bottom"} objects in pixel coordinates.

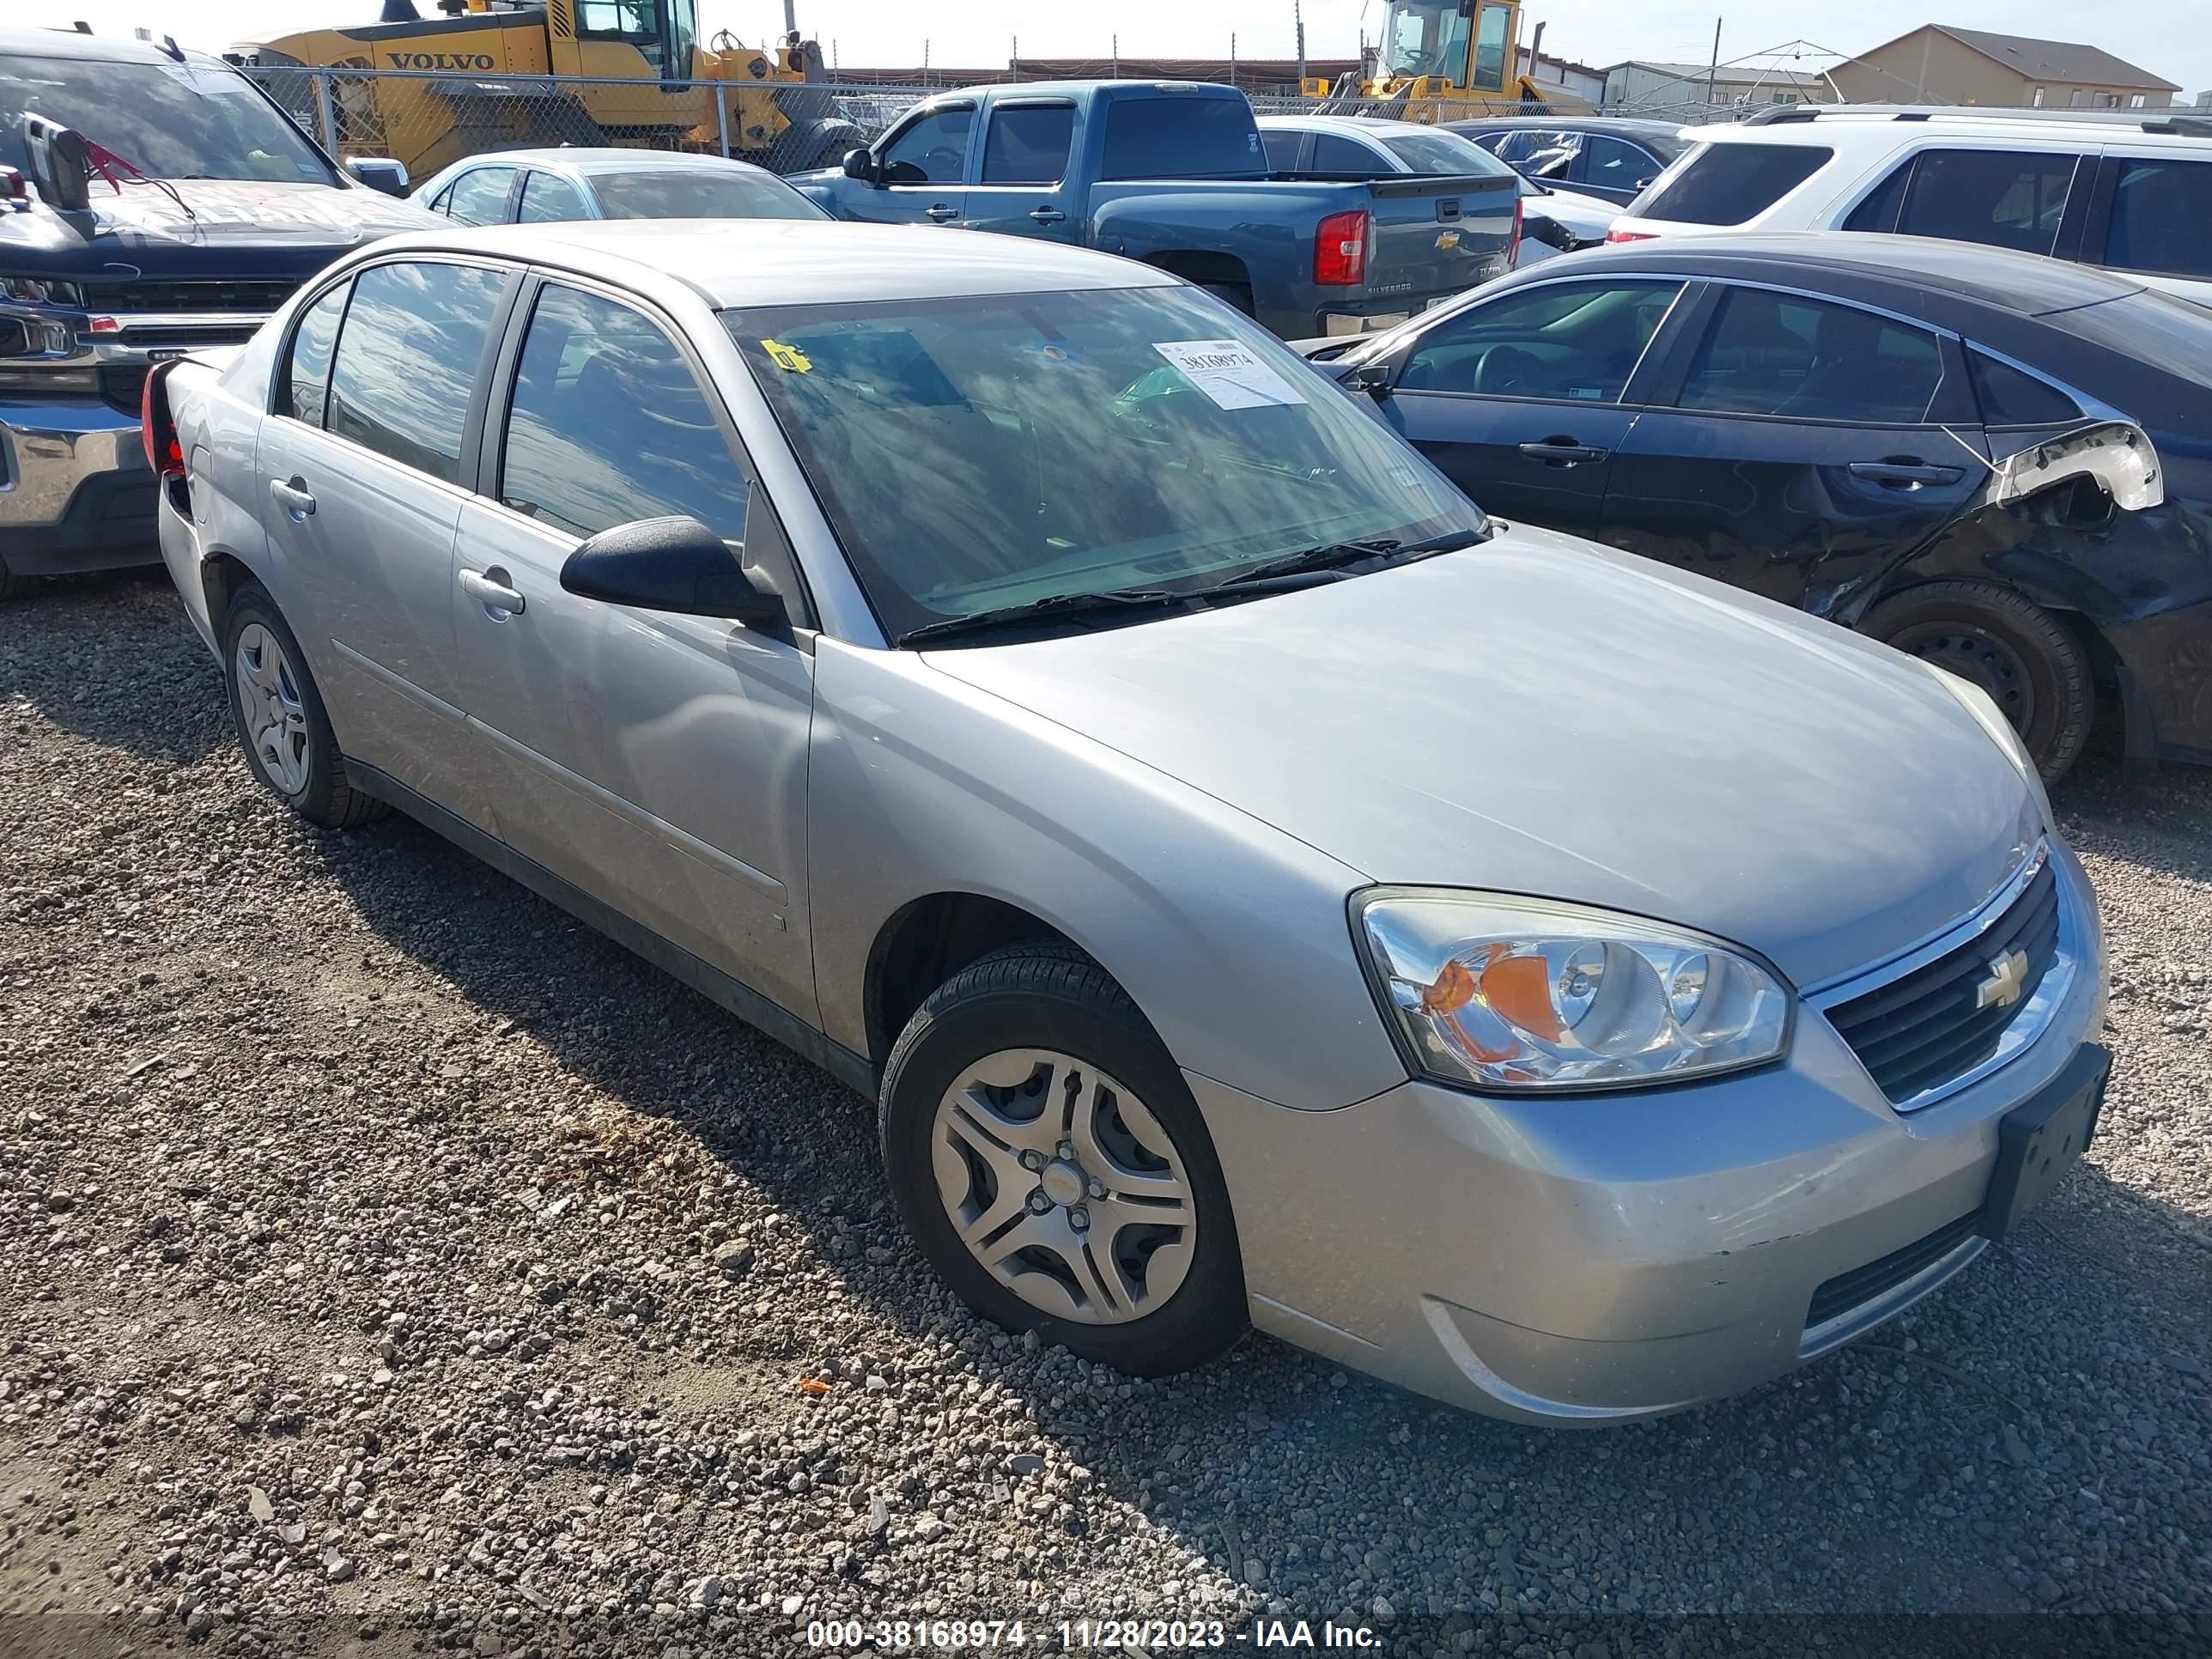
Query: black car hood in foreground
[{"left": 2, "top": 179, "right": 442, "bottom": 282}]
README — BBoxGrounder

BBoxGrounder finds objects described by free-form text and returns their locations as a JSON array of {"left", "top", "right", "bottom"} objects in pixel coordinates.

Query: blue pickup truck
[{"left": 792, "top": 81, "right": 1516, "bottom": 341}]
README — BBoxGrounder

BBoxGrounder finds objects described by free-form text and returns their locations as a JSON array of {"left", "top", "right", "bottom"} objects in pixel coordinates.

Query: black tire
[
  {"left": 1199, "top": 281, "right": 1255, "bottom": 317},
  {"left": 0, "top": 553, "right": 21, "bottom": 603},
  {"left": 879, "top": 941, "right": 1248, "bottom": 1376},
  {"left": 1861, "top": 580, "right": 2094, "bottom": 784},
  {"left": 222, "top": 582, "right": 387, "bottom": 829}
]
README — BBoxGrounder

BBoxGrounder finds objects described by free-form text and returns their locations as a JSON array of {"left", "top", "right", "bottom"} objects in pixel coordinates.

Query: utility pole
[
  {"left": 1113, "top": 33, "right": 1120, "bottom": 77},
  {"left": 1705, "top": 17, "right": 1723, "bottom": 105},
  {"left": 1296, "top": 0, "right": 1307, "bottom": 87},
  {"left": 1012, "top": 36, "right": 1018, "bottom": 82},
  {"left": 1230, "top": 31, "right": 1237, "bottom": 90},
  {"left": 923, "top": 37, "right": 930, "bottom": 87}
]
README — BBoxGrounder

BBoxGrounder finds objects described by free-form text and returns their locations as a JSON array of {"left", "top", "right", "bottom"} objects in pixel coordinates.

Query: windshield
[
  {"left": 725, "top": 285, "right": 1483, "bottom": 641},
  {"left": 1379, "top": 1, "right": 1474, "bottom": 83},
  {"left": 592, "top": 168, "right": 827, "bottom": 219},
  {"left": 0, "top": 52, "right": 333, "bottom": 184},
  {"left": 1382, "top": 129, "right": 1516, "bottom": 177}
]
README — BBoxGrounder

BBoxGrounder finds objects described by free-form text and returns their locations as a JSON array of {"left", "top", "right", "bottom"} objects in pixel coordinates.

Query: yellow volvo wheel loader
[
  {"left": 1306, "top": 0, "right": 1595, "bottom": 121},
  {"left": 232, "top": 0, "right": 866, "bottom": 178}
]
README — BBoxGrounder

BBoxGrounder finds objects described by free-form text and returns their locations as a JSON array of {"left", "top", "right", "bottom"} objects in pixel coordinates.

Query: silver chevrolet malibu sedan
[{"left": 150, "top": 221, "right": 2109, "bottom": 1424}]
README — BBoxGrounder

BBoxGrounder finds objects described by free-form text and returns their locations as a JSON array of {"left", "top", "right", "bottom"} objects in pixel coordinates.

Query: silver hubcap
[
  {"left": 234, "top": 623, "right": 311, "bottom": 796},
  {"left": 932, "top": 1048, "right": 1197, "bottom": 1326}
]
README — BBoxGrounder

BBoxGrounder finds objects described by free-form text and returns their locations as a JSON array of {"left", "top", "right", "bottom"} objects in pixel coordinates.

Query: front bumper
[
  {"left": 0, "top": 395, "right": 159, "bottom": 573},
  {"left": 1199, "top": 842, "right": 2106, "bottom": 1425}
]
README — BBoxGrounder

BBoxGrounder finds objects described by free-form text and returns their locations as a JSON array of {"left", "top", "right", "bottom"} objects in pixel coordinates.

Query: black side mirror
[
  {"left": 345, "top": 156, "right": 410, "bottom": 196},
  {"left": 1345, "top": 359, "right": 1395, "bottom": 400},
  {"left": 560, "top": 515, "right": 785, "bottom": 627},
  {"left": 841, "top": 147, "right": 877, "bottom": 182},
  {"left": 19, "top": 112, "right": 90, "bottom": 212}
]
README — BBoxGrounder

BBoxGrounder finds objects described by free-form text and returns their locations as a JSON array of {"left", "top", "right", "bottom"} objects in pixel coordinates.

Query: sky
[{"left": 43, "top": 0, "right": 2212, "bottom": 98}]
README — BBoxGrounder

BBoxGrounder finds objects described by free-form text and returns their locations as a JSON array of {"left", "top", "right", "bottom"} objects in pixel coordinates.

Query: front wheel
[
  {"left": 879, "top": 943, "right": 1247, "bottom": 1376},
  {"left": 1861, "top": 580, "right": 2094, "bottom": 783}
]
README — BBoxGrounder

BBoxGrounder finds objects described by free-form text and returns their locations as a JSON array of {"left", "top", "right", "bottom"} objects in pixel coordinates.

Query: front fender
[{"left": 805, "top": 639, "right": 1407, "bottom": 1111}]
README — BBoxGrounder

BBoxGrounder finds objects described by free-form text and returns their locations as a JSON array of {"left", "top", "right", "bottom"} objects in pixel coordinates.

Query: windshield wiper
[
  {"left": 896, "top": 586, "right": 1190, "bottom": 647},
  {"left": 1212, "top": 530, "right": 1485, "bottom": 590}
]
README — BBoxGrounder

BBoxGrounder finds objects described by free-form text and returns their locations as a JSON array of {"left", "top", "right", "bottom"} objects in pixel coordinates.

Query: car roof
[
  {"left": 363, "top": 219, "right": 1181, "bottom": 308},
  {"left": 1509, "top": 231, "right": 2145, "bottom": 317},
  {"left": 445, "top": 148, "right": 778, "bottom": 178},
  {"left": 1449, "top": 115, "right": 1685, "bottom": 137},
  {"left": 0, "top": 25, "right": 230, "bottom": 68},
  {"left": 1704, "top": 104, "right": 2212, "bottom": 146},
  {"left": 1256, "top": 115, "right": 1457, "bottom": 138},
  {"left": 930, "top": 78, "right": 1238, "bottom": 101}
]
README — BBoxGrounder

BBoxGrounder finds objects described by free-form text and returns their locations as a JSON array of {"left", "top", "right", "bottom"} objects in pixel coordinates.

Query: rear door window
[
  {"left": 280, "top": 281, "right": 349, "bottom": 426},
  {"left": 1399, "top": 279, "right": 1685, "bottom": 401},
  {"left": 1894, "top": 149, "right": 2081, "bottom": 256},
  {"left": 1313, "top": 131, "right": 1388, "bottom": 173},
  {"left": 1676, "top": 287, "right": 1945, "bottom": 423},
  {"left": 1637, "top": 143, "right": 1832, "bottom": 225},
  {"left": 1580, "top": 134, "right": 1657, "bottom": 193},
  {"left": 1101, "top": 94, "right": 1263, "bottom": 179},
  {"left": 2101, "top": 157, "right": 2212, "bottom": 279},
  {"left": 1261, "top": 129, "right": 1305, "bottom": 171},
  {"left": 519, "top": 170, "right": 591, "bottom": 222},
  {"left": 324, "top": 261, "right": 507, "bottom": 485},
  {"left": 446, "top": 166, "right": 516, "bottom": 226},
  {"left": 880, "top": 104, "right": 975, "bottom": 184},
  {"left": 980, "top": 103, "right": 1077, "bottom": 185}
]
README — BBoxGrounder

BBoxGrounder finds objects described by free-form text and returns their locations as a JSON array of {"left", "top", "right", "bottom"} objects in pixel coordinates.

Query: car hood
[
  {"left": 5, "top": 181, "right": 443, "bottom": 280},
  {"left": 924, "top": 526, "right": 2041, "bottom": 990}
]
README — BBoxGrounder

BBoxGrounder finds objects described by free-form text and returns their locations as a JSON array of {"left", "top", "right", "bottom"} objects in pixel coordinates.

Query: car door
[
  {"left": 849, "top": 100, "right": 975, "bottom": 227},
  {"left": 1573, "top": 133, "right": 1662, "bottom": 204},
  {"left": 445, "top": 164, "right": 520, "bottom": 226},
  {"left": 518, "top": 167, "right": 594, "bottom": 223},
  {"left": 1598, "top": 282, "right": 1990, "bottom": 611},
  {"left": 2079, "top": 149, "right": 2212, "bottom": 306},
  {"left": 447, "top": 276, "right": 817, "bottom": 1021},
  {"left": 1373, "top": 276, "right": 1691, "bottom": 536},
  {"left": 1840, "top": 146, "right": 2089, "bottom": 259},
  {"left": 256, "top": 257, "right": 514, "bottom": 835},
  {"left": 963, "top": 97, "right": 1081, "bottom": 244}
]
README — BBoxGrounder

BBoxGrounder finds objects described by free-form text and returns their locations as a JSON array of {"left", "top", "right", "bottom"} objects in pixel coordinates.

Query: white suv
[{"left": 1607, "top": 106, "right": 2212, "bottom": 306}]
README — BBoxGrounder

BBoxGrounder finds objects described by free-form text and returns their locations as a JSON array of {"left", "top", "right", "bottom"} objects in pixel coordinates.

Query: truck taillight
[
  {"left": 140, "top": 362, "right": 182, "bottom": 477},
  {"left": 1605, "top": 228, "right": 1656, "bottom": 244},
  {"left": 1314, "top": 208, "right": 1369, "bottom": 287}
]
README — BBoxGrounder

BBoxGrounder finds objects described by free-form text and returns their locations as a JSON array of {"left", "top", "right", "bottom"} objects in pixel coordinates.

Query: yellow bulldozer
[
  {"left": 1307, "top": 0, "right": 1594, "bottom": 121},
  {"left": 231, "top": 0, "right": 867, "bottom": 179}
]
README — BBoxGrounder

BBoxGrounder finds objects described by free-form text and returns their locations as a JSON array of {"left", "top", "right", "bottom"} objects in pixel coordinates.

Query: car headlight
[{"left": 1352, "top": 889, "right": 1793, "bottom": 1092}]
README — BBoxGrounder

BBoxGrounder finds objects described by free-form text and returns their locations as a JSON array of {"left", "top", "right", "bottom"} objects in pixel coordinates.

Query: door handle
[
  {"left": 459, "top": 567, "right": 526, "bottom": 617},
  {"left": 926, "top": 204, "right": 958, "bottom": 222},
  {"left": 1517, "top": 437, "right": 1610, "bottom": 465},
  {"left": 268, "top": 477, "right": 316, "bottom": 520},
  {"left": 1029, "top": 206, "right": 1066, "bottom": 224},
  {"left": 1849, "top": 461, "right": 1966, "bottom": 488}
]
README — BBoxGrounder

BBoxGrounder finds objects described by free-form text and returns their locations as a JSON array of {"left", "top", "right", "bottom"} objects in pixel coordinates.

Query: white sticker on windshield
[{"left": 1152, "top": 339, "right": 1309, "bottom": 411}]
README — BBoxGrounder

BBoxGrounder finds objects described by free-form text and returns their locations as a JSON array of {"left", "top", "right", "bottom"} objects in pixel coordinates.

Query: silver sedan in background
[
  {"left": 148, "top": 222, "right": 2107, "bottom": 1424},
  {"left": 411, "top": 147, "right": 829, "bottom": 227}
]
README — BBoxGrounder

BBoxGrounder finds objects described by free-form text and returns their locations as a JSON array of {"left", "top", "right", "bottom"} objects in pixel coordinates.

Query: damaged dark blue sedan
[{"left": 1307, "top": 234, "right": 2202, "bottom": 781}]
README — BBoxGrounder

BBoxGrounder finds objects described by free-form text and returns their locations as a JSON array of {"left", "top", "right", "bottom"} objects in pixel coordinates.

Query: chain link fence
[{"left": 242, "top": 66, "right": 1759, "bottom": 189}]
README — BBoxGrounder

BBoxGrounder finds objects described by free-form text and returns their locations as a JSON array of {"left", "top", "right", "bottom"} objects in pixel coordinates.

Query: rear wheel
[
  {"left": 879, "top": 943, "right": 1246, "bottom": 1376},
  {"left": 1199, "top": 281, "right": 1255, "bottom": 317},
  {"left": 1861, "top": 579, "right": 2093, "bottom": 783},
  {"left": 222, "top": 582, "right": 386, "bottom": 828}
]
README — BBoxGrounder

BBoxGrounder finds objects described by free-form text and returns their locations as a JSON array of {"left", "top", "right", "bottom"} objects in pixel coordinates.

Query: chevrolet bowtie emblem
[
  {"left": 1436, "top": 229, "right": 1461, "bottom": 250},
  {"left": 1976, "top": 947, "right": 2031, "bottom": 1012}
]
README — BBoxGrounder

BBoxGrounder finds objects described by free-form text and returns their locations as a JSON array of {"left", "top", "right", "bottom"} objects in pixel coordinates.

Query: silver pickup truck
[{"left": 0, "top": 26, "right": 430, "bottom": 599}]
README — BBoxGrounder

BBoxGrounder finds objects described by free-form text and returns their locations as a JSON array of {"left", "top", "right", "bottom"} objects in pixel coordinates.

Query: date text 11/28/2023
[{"left": 805, "top": 1618, "right": 1384, "bottom": 1649}]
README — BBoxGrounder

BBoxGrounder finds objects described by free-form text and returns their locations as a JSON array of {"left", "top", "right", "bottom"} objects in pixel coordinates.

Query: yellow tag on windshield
[{"left": 762, "top": 339, "right": 812, "bottom": 373}]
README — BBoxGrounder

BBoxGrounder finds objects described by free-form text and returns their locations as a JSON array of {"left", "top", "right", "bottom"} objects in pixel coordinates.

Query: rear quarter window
[{"left": 1638, "top": 142, "right": 1832, "bottom": 225}]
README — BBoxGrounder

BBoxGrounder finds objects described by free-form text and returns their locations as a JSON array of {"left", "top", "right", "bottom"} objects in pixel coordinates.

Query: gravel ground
[{"left": 1, "top": 569, "right": 2208, "bottom": 1659}]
